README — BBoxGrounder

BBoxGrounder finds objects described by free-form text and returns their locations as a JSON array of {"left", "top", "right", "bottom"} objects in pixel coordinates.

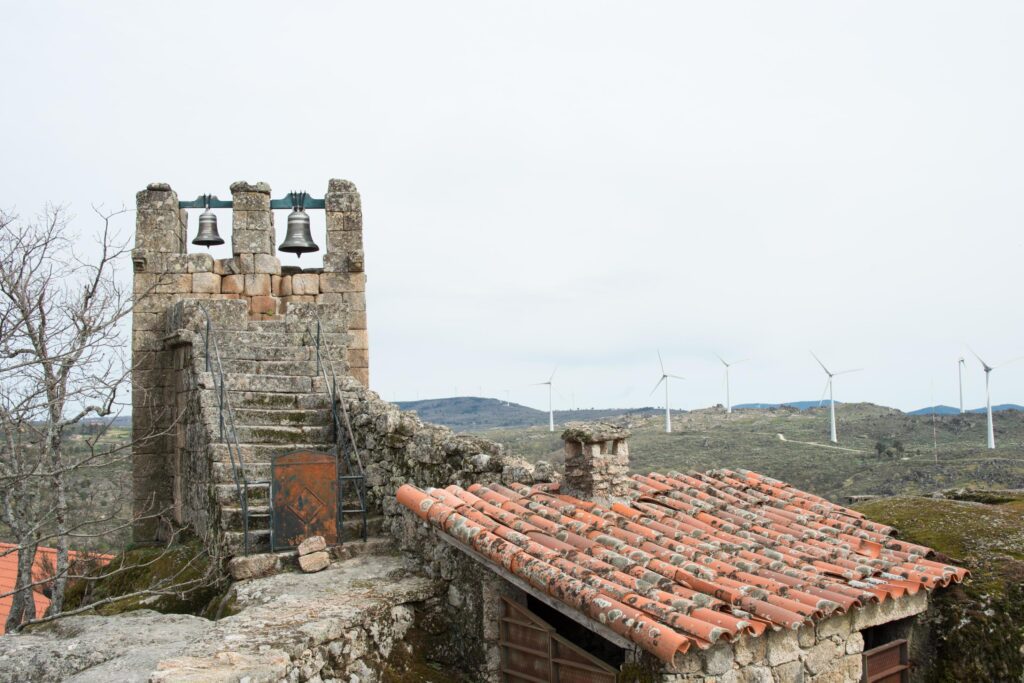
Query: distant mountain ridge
[
  {"left": 733, "top": 401, "right": 830, "bottom": 411},
  {"left": 909, "top": 404, "right": 1024, "bottom": 416},
  {"left": 393, "top": 397, "right": 660, "bottom": 432}
]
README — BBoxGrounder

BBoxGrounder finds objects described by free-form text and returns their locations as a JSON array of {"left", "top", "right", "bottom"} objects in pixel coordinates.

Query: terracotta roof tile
[
  {"left": 0, "top": 542, "right": 113, "bottom": 633},
  {"left": 396, "top": 468, "right": 968, "bottom": 667}
]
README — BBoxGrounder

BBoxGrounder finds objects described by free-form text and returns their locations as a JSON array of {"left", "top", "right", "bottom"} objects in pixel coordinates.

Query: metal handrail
[
  {"left": 197, "top": 304, "right": 252, "bottom": 555},
  {"left": 304, "top": 309, "right": 368, "bottom": 541}
]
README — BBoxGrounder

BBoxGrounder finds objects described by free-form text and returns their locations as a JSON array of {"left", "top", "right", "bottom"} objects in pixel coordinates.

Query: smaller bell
[
  {"left": 192, "top": 209, "right": 224, "bottom": 247},
  {"left": 278, "top": 207, "right": 319, "bottom": 257}
]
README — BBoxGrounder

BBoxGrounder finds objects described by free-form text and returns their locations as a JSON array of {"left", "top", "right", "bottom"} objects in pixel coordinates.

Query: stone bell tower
[{"left": 130, "top": 179, "right": 369, "bottom": 543}]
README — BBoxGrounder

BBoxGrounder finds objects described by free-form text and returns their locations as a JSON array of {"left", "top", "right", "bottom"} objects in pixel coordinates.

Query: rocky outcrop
[{"left": 0, "top": 553, "right": 444, "bottom": 682}]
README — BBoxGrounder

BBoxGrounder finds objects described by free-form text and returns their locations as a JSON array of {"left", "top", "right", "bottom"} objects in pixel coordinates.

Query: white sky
[{"left": 2, "top": 2, "right": 1022, "bottom": 412}]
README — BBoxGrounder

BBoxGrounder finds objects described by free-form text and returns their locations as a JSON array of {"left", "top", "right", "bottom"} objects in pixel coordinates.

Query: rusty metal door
[
  {"left": 862, "top": 639, "right": 909, "bottom": 683},
  {"left": 270, "top": 450, "right": 338, "bottom": 551},
  {"left": 499, "top": 597, "right": 616, "bottom": 683}
]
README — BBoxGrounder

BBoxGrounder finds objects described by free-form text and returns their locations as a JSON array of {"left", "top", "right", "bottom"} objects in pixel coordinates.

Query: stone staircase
[{"left": 201, "top": 319, "right": 374, "bottom": 554}]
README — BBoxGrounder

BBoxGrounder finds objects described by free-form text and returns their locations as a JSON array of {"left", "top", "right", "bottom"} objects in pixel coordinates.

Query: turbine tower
[
  {"left": 651, "top": 351, "right": 684, "bottom": 433},
  {"left": 811, "top": 351, "right": 862, "bottom": 444},
  {"left": 716, "top": 354, "right": 749, "bottom": 414},
  {"left": 534, "top": 367, "right": 557, "bottom": 432},
  {"left": 957, "top": 357, "right": 966, "bottom": 414},
  {"left": 968, "top": 349, "right": 1022, "bottom": 449}
]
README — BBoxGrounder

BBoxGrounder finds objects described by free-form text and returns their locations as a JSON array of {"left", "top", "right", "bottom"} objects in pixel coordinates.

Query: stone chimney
[{"left": 559, "top": 422, "right": 631, "bottom": 505}]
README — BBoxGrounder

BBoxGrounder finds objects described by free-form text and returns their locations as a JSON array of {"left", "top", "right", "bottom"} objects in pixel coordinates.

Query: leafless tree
[{"left": 0, "top": 205, "right": 136, "bottom": 630}]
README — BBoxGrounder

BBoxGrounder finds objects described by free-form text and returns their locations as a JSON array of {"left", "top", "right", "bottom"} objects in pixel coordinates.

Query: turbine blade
[
  {"left": 995, "top": 356, "right": 1024, "bottom": 369},
  {"left": 810, "top": 350, "right": 831, "bottom": 375},
  {"left": 548, "top": 366, "right": 558, "bottom": 382},
  {"left": 657, "top": 350, "right": 665, "bottom": 375},
  {"left": 818, "top": 377, "right": 830, "bottom": 407},
  {"left": 833, "top": 368, "right": 863, "bottom": 376},
  {"left": 668, "top": 374, "right": 686, "bottom": 380},
  {"left": 715, "top": 352, "right": 727, "bottom": 367},
  {"left": 649, "top": 376, "right": 666, "bottom": 396},
  {"left": 967, "top": 346, "right": 990, "bottom": 370},
  {"left": 734, "top": 357, "right": 751, "bottom": 365}
]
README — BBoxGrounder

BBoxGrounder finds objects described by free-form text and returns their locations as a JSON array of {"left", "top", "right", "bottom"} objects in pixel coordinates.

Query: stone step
[
  {"left": 215, "top": 482, "right": 270, "bottom": 505},
  {"left": 224, "top": 529, "right": 271, "bottom": 555},
  {"left": 218, "top": 359, "right": 322, "bottom": 377},
  {"left": 219, "top": 391, "right": 332, "bottom": 411},
  {"left": 223, "top": 374, "right": 313, "bottom": 394},
  {"left": 231, "top": 407, "right": 332, "bottom": 427},
  {"left": 233, "top": 424, "right": 334, "bottom": 445},
  {"left": 210, "top": 455, "right": 361, "bottom": 484},
  {"left": 211, "top": 461, "right": 272, "bottom": 484},
  {"left": 210, "top": 443, "right": 337, "bottom": 465},
  {"left": 221, "top": 505, "right": 271, "bottom": 531},
  {"left": 221, "top": 508, "right": 383, "bottom": 537},
  {"left": 213, "top": 345, "right": 314, "bottom": 362},
  {"left": 223, "top": 515, "right": 385, "bottom": 553},
  {"left": 213, "top": 330, "right": 347, "bottom": 349}
]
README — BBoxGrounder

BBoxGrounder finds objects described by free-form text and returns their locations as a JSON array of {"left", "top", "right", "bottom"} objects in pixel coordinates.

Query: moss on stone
[
  {"left": 64, "top": 540, "right": 227, "bottom": 618},
  {"left": 855, "top": 495, "right": 1024, "bottom": 682}
]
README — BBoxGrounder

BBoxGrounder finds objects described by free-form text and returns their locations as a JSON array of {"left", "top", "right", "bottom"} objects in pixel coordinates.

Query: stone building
[
  {"left": 118, "top": 178, "right": 968, "bottom": 682},
  {"left": 397, "top": 423, "right": 969, "bottom": 682}
]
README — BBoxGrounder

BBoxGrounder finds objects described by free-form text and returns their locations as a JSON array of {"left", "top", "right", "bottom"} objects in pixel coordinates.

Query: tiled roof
[
  {"left": 0, "top": 543, "right": 112, "bottom": 633},
  {"left": 396, "top": 469, "right": 968, "bottom": 666}
]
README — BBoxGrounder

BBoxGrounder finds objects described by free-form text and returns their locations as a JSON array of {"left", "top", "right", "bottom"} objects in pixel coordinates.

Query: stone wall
[
  {"left": 638, "top": 589, "right": 929, "bottom": 683},
  {"left": 131, "top": 179, "right": 368, "bottom": 544},
  {"left": 334, "top": 378, "right": 549, "bottom": 680}
]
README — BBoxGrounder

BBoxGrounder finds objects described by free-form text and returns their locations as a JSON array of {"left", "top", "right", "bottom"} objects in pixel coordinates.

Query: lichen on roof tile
[{"left": 395, "top": 468, "right": 968, "bottom": 665}]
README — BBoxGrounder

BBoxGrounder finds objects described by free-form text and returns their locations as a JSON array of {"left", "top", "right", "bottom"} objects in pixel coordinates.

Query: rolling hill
[{"left": 393, "top": 397, "right": 660, "bottom": 432}]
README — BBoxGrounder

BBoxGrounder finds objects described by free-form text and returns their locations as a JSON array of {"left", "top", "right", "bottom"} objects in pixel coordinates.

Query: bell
[
  {"left": 278, "top": 207, "right": 319, "bottom": 257},
  {"left": 192, "top": 209, "right": 224, "bottom": 247}
]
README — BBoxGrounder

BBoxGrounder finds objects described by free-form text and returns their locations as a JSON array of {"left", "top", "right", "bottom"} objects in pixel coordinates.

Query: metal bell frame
[{"left": 179, "top": 190, "right": 327, "bottom": 256}]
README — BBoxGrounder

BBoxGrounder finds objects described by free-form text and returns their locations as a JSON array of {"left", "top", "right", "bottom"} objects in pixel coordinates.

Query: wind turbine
[
  {"left": 534, "top": 367, "right": 557, "bottom": 432},
  {"left": 811, "top": 351, "right": 862, "bottom": 444},
  {"left": 968, "top": 348, "right": 1023, "bottom": 449},
  {"left": 651, "top": 351, "right": 684, "bottom": 433},
  {"left": 957, "top": 357, "right": 966, "bottom": 414},
  {"left": 716, "top": 354, "right": 749, "bottom": 414}
]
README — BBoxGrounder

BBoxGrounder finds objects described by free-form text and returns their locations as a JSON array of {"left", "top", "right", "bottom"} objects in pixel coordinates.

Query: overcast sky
[{"left": 2, "top": 2, "right": 1022, "bottom": 412}]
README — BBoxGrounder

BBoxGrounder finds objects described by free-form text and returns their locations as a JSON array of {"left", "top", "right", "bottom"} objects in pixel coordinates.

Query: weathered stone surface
[
  {"left": 186, "top": 253, "right": 214, "bottom": 273},
  {"left": 298, "top": 535, "right": 327, "bottom": 556},
  {"left": 766, "top": 629, "right": 800, "bottom": 666},
  {"left": 298, "top": 550, "right": 330, "bottom": 572},
  {"left": 561, "top": 422, "right": 631, "bottom": 443},
  {"left": 0, "top": 610, "right": 210, "bottom": 683},
  {"left": 254, "top": 253, "right": 281, "bottom": 275},
  {"left": 772, "top": 659, "right": 804, "bottom": 682},
  {"left": 243, "top": 273, "right": 270, "bottom": 297},
  {"left": 735, "top": 633, "right": 767, "bottom": 666},
  {"left": 1, "top": 554, "right": 437, "bottom": 683},
  {"left": 702, "top": 641, "right": 734, "bottom": 674},
  {"left": 191, "top": 272, "right": 220, "bottom": 294},
  {"left": 803, "top": 637, "right": 843, "bottom": 675},
  {"left": 291, "top": 272, "right": 319, "bottom": 295},
  {"left": 227, "top": 553, "right": 280, "bottom": 580}
]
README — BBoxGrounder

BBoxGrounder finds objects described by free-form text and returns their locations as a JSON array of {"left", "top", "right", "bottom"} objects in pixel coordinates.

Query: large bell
[
  {"left": 278, "top": 207, "right": 319, "bottom": 257},
  {"left": 192, "top": 208, "right": 224, "bottom": 247}
]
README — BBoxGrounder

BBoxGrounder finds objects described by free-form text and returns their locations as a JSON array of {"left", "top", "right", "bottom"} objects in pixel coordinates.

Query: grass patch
[
  {"left": 855, "top": 495, "right": 1024, "bottom": 682},
  {"left": 64, "top": 540, "right": 227, "bottom": 618}
]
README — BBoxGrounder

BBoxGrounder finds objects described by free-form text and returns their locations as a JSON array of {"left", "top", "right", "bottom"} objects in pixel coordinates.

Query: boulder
[{"left": 298, "top": 550, "right": 330, "bottom": 573}]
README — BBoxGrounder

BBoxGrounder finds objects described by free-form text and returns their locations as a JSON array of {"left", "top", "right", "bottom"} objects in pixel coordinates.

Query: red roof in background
[
  {"left": 0, "top": 542, "right": 113, "bottom": 633},
  {"left": 397, "top": 469, "right": 968, "bottom": 667}
]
